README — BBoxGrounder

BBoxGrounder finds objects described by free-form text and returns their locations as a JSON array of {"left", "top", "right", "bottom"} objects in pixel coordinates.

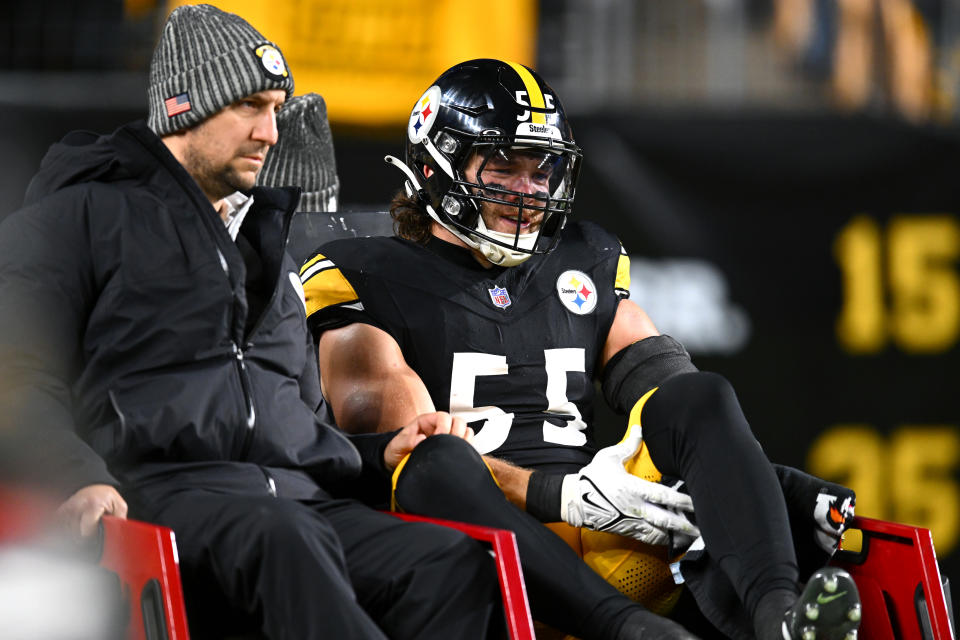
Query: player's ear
[{"left": 423, "top": 165, "right": 434, "bottom": 178}]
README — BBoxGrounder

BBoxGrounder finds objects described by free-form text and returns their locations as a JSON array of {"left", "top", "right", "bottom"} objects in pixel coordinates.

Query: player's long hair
[{"left": 390, "top": 189, "right": 433, "bottom": 244}]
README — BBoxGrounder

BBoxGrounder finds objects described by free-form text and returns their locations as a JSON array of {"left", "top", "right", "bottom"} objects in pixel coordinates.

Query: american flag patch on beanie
[{"left": 165, "top": 92, "right": 191, "bottom": 117}]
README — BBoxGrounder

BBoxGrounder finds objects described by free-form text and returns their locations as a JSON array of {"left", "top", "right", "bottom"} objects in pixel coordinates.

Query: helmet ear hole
[
  {"left": 437, "top": 132, "right": 459, "bottom": 155},
  {"left": 441, "top": 195, "right": 462, "bottom": 218}
]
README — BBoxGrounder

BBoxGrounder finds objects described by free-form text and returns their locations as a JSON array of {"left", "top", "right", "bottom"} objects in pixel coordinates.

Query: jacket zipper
[
  {"left": 217, "top": 246, "right": 257, "bottom": 460},
  {"left": 214, "top": 193, "right": 297, "bottom": 461},
  {"left": 262, "top": 469, "right": 277, "bottom": 497},
  {"left": 233, "top": 341, "right": 257, "bottom": 459}
]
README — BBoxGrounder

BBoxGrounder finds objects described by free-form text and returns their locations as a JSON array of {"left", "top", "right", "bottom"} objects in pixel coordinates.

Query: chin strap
[{"left": 483, "top": 225, "right": 537, "bottom": 266}]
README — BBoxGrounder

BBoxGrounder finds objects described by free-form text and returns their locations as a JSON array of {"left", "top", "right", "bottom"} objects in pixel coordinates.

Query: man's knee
[
  {"left": 376, "top": 524, "right": 500, "bottom": 639},
  {"left": 196, "top": 498, "right": 345, "bottom": 580},
  {"left": 249, "top": 499, "right": 339, "bottom": 550},
  {"left": 173, "top": 497, "right": 348, "bottom": 634},
  {"left": 447, "top": 531, "right": 499, "bottom": 594}
]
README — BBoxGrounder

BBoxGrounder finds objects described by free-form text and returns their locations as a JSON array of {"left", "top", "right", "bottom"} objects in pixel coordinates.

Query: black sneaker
[{"left": 782, "top": 567, "right": 862, "bottom": 640}]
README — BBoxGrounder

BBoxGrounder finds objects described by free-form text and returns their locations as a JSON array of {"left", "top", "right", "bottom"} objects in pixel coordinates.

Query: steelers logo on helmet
[
  {"left": 408, "top": 85, "right": 442, "bottom": 144},
  {"left": 255, "top": 44, "right": 288, "bottom": 80},
  {"left": 516, "top": 121, "right": 563, "bottom": 140},
  {"left": 557, "top": 270, "right": 598, "bottom": 315}
]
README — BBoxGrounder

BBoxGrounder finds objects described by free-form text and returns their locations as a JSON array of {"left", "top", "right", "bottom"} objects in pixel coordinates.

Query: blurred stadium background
[{"left": 1, "top": 0, "right": 959, "bottom": 608}]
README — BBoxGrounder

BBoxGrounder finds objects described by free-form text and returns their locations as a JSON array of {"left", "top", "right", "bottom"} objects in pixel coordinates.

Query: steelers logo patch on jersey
[
  {"left": 556, "top": 270, "right": 598, "bottom": 315},
  {"left": 409, "top": 85, "right": 441, "bottom": 144},
  {"left": 254, "top": 44, "right": 288, "bottom": 80}
]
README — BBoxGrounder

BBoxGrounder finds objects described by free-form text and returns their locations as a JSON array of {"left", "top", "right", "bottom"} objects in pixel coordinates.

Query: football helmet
[{"left": 386, "top": 58, "right": 582, "bottom": 266}]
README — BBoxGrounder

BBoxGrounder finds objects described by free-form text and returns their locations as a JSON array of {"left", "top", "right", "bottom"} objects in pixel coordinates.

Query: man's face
[
  {"left": 464, "top": 148, "right": 558, "bottom": 235},
  {"left": 178, "top": 89, "right": 287, "bottom": 202}
]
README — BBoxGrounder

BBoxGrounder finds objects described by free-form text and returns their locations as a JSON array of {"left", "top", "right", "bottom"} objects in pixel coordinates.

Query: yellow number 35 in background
[{"left": 809, "top": 425, "right": 960, "bottom": 557}]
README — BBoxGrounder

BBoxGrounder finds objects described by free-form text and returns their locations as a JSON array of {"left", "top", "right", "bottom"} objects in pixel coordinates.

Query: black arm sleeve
[
  {"left": 601, "top": 334, "right": 699, "bottom": 415},
  {"left": 325, "top": 430, "right": 399, "bottom": 507}
]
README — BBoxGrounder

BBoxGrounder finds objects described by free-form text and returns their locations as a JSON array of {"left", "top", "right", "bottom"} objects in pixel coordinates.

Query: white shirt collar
[{"left": 220, "top": 192, "right": 255, "bottom": 242}]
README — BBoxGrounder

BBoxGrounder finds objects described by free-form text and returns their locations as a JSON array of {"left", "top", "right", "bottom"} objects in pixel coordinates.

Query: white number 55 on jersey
[{"left": 448, "top": 349, "right": 588, "bottom": 453}]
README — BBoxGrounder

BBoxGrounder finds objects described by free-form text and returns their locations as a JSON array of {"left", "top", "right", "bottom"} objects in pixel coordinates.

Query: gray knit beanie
[
  {"left": 147, "top": 4, "right": 294, "bottom": 136},
  {"left": 257, "top": 93, "right": 339, "bottom": 212}
]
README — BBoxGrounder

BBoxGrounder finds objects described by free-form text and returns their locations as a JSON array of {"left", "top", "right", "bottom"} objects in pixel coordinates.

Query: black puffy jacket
[{"left": 0, "top": 121, "right": 384, "bottom": 499}]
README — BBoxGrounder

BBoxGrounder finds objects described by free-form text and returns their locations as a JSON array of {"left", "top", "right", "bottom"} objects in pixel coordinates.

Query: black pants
[
  {"left": 131, "top": 486, "right": 500, "bottom": 640},
  {"left": 396, "top": 371, "right": 803, "bottom": 640}
]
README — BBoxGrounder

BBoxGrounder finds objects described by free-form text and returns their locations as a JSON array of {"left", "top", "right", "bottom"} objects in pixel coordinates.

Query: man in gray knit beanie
[
  {"left": 147, "top": 4, "right": 294, "bottom": 136},
  {"left": 149, "top": 4, "right": 295, "bottom": 225},
  {"left": 257, "top": 92, "right": 340, "bottom": 212},
  {"left": 1, "top": 4, "right": 502, "bottom": 639}
]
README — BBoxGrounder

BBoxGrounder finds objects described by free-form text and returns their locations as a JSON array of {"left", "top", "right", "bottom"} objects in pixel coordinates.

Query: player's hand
[
  {"left": 56, "top": 484, "right": 127, "bottom": 537},
  {"left": 384, "top": 411, "right": 474, "bottom": 470},
  {"left": 560, "top": 424, "right": 700, "bottom": 546}
]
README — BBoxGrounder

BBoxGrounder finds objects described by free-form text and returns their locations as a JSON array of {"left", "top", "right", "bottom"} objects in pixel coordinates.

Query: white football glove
[{"left": 560, "top": 424, "right": 700, "bottom": 547}]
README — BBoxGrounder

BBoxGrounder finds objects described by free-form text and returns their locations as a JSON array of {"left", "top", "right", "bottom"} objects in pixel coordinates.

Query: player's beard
[{"left": 479, "top": 197, "right": 544, "bottom": 236}]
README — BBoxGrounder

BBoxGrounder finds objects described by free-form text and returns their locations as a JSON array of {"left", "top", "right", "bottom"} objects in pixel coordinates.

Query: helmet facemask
[
  {"left": 387, "top": 59, "right": 582, "bottom": 266},
  {"left": 436, "top": 135, "right": 581, "bottom": 266}
]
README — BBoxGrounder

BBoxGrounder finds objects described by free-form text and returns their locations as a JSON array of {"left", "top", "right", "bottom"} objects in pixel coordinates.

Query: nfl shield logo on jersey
[{"left": 488, "top": 285, "right": 511, "bottom": 309}]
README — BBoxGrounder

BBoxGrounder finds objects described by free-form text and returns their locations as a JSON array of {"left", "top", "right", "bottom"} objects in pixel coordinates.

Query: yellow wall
[{"left": 164, "top": 0, "right": 538, "bottom": 125}]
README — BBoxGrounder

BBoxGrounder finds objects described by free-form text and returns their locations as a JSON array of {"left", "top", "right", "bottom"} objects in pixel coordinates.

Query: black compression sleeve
[
  {"left": 526, "top": 471, "right": 564, "bottom": 522},
  {"left": 602, "top": 335, "right": 698, "bottom": 415}
]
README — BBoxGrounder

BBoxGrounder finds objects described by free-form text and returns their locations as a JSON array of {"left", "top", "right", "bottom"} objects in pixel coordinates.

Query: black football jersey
[{"left": 301, "top": 221, "right": 631, "bottom": 473}]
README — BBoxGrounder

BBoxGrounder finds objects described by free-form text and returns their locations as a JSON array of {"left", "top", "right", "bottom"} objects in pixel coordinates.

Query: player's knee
[
  {"left": 678, "top": 370, "right": 737, "bottom": 411},
  {"left": 404, "top": 433, "right": 487, "bottom": 480},
  {"left": 657, "top": 371, "right": 748, "bottom": 441},
  {"left": 395, "top": 434, "right": 497, "bottom": 511}
]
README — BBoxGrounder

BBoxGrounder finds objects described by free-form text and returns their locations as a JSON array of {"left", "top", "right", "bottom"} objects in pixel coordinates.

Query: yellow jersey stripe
[
  {"left": 506, "top": 61, "right": 546, "bottom": 125},
  {"left": 623, "top": 388, "right": 663, "bottom": 482},
  {"left": 390, "top": 453, "right": 412, "bottom": 512},
  {"left": 302, "top": 267, "right": 360, "bottom": 317},
  {"left": 299, "top": 253, "right": 327, "bottom": 277},
  {"left": 615, "top": 253, "right": 631, "bottom": 292}
]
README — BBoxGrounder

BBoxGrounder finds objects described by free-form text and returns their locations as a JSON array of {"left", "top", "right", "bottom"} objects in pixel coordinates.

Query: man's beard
[{"left": 186, "top": 148, "right": 260, "bottom": 202}]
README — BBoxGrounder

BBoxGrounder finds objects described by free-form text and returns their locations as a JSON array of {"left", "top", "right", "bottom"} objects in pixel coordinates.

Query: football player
[{"left": 298, "top": 59, "right": 861, "bottom": 639}]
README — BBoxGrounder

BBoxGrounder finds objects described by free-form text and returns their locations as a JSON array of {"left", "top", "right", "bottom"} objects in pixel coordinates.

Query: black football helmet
[{"left": 386, "top": 58, "right": 582, "bottom": 266}]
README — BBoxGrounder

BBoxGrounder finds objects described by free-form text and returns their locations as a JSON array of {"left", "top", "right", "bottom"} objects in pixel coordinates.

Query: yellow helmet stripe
[
  {"left": 615, "top": 252, "right": 631, "bottom": 292},
  {"left": 505, "top": 61, "right": 546, "bottom": 125}
]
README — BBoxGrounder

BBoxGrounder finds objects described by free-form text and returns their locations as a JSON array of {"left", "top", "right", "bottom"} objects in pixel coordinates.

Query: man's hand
[
  {"left": 383, "top": 411, "right": 474, "bottom": 470},
  {"left": 561, "top": 424, "right": 700, "bottom": 546},
  {"left": 56, "top": 484, "right": 127, "bottom": 537}
]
